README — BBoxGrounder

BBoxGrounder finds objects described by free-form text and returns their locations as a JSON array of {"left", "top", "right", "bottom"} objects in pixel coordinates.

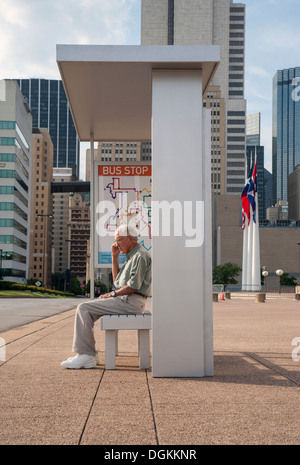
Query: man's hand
[
  {"left": 111, "top": 242, "right": 120, "bottom": 257},
  {"left": 97, "top": 292, "right": 113, "bottom": 300}
]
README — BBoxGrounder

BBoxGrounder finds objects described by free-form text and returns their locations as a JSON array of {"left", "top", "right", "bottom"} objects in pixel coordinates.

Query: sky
[{"left": 1, "top": 0, "right": 299, "bottom": 178}]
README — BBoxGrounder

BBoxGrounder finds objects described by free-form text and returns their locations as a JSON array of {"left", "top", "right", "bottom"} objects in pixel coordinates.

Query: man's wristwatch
[{"left": 111, "top": 290, "right": 116, "bottom": 297}]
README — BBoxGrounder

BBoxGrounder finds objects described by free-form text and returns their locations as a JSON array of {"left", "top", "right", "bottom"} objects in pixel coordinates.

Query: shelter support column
[
  {"left": 151, "top": 69, "right": 213, "bottom": 377},
  {"left": 90, "top": 133, "right": 95, "bottom": 299}
]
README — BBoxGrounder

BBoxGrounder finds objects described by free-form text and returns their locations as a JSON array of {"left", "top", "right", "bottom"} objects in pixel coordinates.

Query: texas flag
[
  {"left": 241, "top": 167, "right": 252, "bottom": 229},
  {"left": 241, "top": 160, "right": 257, "bottom": 229},
  {"left": 247, "top": 160, "right": 257, "bottom": 224}
]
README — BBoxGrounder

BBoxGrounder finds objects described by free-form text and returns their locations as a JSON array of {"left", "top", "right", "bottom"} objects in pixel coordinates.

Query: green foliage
[
  {"left": 280, "top": 273, "right": 298, "bottom": 287},
  {"left": 51, "top": 272, "right": 66, "bottom": 292},
  {"left": 0, "top": 281, "right": 16, "bottom": 290},
  {"left": 213, "top": 262, "right": 242, "bottom": 285},
  {"left": 0, "top": 280, "right": 74, "bottom": 296},
  {"left": 85, "top": 280, "right": 108, "bottom": 295},
  {"left": 70, "top": 277, "right": 81, "bottom": 295}
]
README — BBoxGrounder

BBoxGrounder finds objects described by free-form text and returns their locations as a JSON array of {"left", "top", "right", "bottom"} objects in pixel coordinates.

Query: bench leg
[
  {"left": 138, "top": 329, "right": 150, "bottom": 369},
  {"left": 115, "top": 330, "right": 118, "bottom": 356},
  {"left": 105, "top": 330, "right": 117, "bottom": 369}
]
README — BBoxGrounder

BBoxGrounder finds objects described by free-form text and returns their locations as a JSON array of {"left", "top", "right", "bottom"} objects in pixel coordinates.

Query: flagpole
[
  {"left": 247, "top": 212, "right": 253, "bottom": 291},
  {"left": 242, "top": 219, "right": 248, "bottom": 290},
  {"left": 252, "top": 147, "right": 261, "bottom": 291},
  {"left": 242, "top": 155, "right": 249, "bottom": 291}
]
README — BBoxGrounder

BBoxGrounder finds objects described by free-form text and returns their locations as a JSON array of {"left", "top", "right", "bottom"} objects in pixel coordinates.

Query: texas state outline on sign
[{"left": 103, "top": 174, "right": 152, "bottom": 252}]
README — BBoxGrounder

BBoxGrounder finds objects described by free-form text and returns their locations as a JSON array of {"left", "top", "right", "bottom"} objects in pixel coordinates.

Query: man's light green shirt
[{"left": 114, "top": 243, "right": 152, "bottom": 297}]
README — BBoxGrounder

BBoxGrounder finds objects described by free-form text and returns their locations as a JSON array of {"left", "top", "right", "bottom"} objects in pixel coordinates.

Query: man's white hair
[{"left": 116, "top": 224, "right": 138, "bottom": 241}]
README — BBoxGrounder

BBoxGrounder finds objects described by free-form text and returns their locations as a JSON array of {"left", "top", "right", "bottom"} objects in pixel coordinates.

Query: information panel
[{"left": 94, "top": 163, "right": 152, "bottom": 268}]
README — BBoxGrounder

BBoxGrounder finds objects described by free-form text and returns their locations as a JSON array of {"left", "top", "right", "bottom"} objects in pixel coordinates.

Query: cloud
[
  {"left": 247, "top": 66, "right": 271, "bottom": 79},
  {"left": 0, "top": 0, "right": 139, "bottom": 80}
]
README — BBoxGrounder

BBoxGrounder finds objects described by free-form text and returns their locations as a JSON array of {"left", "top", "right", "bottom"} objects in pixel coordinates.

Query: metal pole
[
  {"left": 90, "top": 134, "right": 95, "bottom": 299},
  {"left": 0, "top": 249, "right": 2, "bottom": 280}
]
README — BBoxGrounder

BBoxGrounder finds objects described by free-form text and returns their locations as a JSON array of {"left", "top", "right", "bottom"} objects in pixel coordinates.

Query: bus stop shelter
[{"left": 57, "top": 44, "right": 219, "bottom": 377}]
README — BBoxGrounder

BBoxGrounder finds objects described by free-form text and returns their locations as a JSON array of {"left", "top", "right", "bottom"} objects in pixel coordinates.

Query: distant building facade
[
  {"left": 52, "top": 168, "right": 73, "bottom": 275},
  {"left": 68, "top": 192, "right": 90, "bottom": 284},
  {"left": 28, "top": 128, "right": 53, "bottom": 287},
  {"left": 272, "top": 67, "right": 300, "bottom": 203},
  {"left": 141, "top": 0, "right": 247, "bottom": 196},
  {"left": 246, "top": 112, "right": 261, "bottom": 146},
  {"left": 288, "top": 164, "right": 300, "bottom": 220},
  {"left": 15, "top": 79, "right": 80, "bottom": 177},
  {"left": 0, "top": 80, "right": 32, "bottom": 282}
]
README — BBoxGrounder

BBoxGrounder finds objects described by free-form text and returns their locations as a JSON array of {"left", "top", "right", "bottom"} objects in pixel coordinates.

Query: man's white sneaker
[{"left": 61, "top": 354, "right": 96, "bottom": 369}]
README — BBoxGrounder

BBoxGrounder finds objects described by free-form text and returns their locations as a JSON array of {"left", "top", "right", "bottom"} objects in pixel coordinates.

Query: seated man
[{"left": 61, "top": 224, "right": 152, "bottom": 369}]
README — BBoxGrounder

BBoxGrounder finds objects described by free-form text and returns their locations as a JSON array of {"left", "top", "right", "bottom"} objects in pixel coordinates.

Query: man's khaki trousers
[{"left": 72, "top": 294, "right": 147, "bottom": 356}]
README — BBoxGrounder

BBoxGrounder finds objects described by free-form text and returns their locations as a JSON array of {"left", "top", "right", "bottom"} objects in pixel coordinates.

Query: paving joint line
[
  {"left": 0, "top": 314, "right": 74, "bottom": 347},
  {"left": 245, "top": 351, "right": 300, "bottom": 387},
  {"left": 78, "top": 369, "right": 105, "bottom": 445},
  {"left": 0, "top": 319, "right": 73, "bottom": 368},
  {"left": 145, "top": 369, "right": 159, "bottom": 445}
]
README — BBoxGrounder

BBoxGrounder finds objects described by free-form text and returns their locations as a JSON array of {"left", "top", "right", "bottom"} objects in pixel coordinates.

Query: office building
[
  {"left": 264, "top": 168, "right": 273, "bottom": 212},
  {"left": 85, "top": 141, "right": 152, "bottom": 181},
  {"left": 246, "top": 112, "right": 260, "bottom": 146},
  {"left": 141, "top": 0, "right": 247, "bottom": 195},
  {"left": 15, "top": 79, "right": 80, "bottom": 177},
  {"left": 266, "top": 200, "right": 288, "bottom": 221},
  {"left": 52, "top": 168, "right": 73, "bottom": 275},
  {"left": 68, "top": 192, "right": 90, "bottom": 283},
  {"left": 272, "top": 67, "right": 300, "bottom": 203},
  {"left": 28, "top": 128, "right": 53, "bottom": 288},
  {"left": 0, "top": 80, "right": 32, "bottom": 282},
  {"left": 288, "top": 164, "right": 300, "bottom": 220}
]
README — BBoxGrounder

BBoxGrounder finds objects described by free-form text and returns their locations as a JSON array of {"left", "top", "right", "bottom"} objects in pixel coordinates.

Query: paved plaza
[{"left": 0, "top": 295, "right": 299, "bottom": 445}]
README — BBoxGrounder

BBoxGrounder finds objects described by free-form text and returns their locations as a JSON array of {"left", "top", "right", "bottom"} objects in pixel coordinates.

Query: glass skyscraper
[
  {"left": 15, "top": 79, "right": 80, "bottom": 176},
  {"left": 272, "top": 67, "right": 300, "bottom": 204}
]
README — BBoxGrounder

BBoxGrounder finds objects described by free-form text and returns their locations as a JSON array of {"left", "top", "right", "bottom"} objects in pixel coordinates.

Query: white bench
[{"left": 100, "top": 312, "right": 152, "bottom": 370}]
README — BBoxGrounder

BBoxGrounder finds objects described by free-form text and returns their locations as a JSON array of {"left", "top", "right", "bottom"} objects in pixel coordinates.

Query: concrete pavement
[
  {"left": 0, "top": 295, "right": 300, "bottom": 446},
  {"left": 0, "top": 298, "right": 85, "bottom": 332}
]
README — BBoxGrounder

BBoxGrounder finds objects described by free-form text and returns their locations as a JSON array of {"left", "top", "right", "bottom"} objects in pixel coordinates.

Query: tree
[
  {"left": 213, "top": 262, "right": 242, "bottom": 285},
  {"left": 280, "top": 273, "right": 297, "bottom": 287},
  {"left": 51, "top": 272, "right": 65, "bottom": 291},
  {"left": 70, "top": 277, "right": 81, "bottom": 295}
]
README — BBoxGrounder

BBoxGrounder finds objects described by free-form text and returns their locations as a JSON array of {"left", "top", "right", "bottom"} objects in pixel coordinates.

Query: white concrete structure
[{"left": 57, "top": 45, "right": 219, "bottom": 377}]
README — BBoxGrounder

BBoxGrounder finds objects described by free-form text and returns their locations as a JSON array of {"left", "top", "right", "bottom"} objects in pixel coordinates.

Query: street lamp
[
  {"left": 0, "top": 249, "right": 2, "bottom": 281},
  {"left": 37, "top": 214, "right": 53, "bottom": 287},
  {"left": 262, "top": 268, "right": 268, "bottom": 292},
  {"left": 65, "top": 239, "right": 77, "bottom": 292},
  {"left": 276, "top": 269, "right": 283, "bottom": 294}
]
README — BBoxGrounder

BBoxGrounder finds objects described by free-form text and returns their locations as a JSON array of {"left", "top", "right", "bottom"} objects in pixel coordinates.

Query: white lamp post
[
  {"left": 262, "top": 269, "right": 268, "bottom": 292},
  {"left": 276, "top": 269, "right": 283, "bottom": 294}
]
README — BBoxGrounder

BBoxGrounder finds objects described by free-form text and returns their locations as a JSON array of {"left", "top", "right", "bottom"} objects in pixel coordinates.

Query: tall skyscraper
[
  {"left": 141, "top": 0, "right": 247, "bottom": 195},
  {"left": 246, "top": 112, "right": 261, "bottom": 146},
  {"left": 52, "top": 168, "right": 73, "bottom": 275},
  {"left": 0, "top": 80, "right": 32, "bottom": 282},
  {"left": 15, "top": 79, "right": 80, "bottom": 176},
  {"left": 246, "top": 112, "right": 266, "bottom": 219},
  {"left": 272, "top": 67, "right": 300, "bottom": 203},
  {"left": 29, "top": 128, "right": 53, "bottom": 287}
]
